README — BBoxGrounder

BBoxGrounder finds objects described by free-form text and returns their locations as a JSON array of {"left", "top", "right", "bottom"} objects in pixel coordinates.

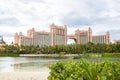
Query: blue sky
[{"left": 0, "top": 0, "right": 120, "bottom": 44}]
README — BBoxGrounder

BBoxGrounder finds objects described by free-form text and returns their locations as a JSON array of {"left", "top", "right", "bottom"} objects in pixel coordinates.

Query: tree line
[
  {"left": 40, "top": 42, "right": 120, "bottom": 54},
  {"left": 0, "top": 42, "right": 120, "bottom": 54}
]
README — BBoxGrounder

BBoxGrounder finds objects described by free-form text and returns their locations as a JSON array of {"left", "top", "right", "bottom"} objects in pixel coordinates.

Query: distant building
[
  {"left": 0, "top": 36, "right": 6, "bottom": 46},
  {"left": 14, "top": 23, "right": 67, "bottom": 46},
  {"left": 113, "top": 40, "right": 120, "bottom": 44},
  {"left": 68, "top": 27, "right": 110, "bottom": 44}
]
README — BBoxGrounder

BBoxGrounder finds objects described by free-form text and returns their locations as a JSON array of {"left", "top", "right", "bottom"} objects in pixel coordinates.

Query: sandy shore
[{"left": 0, "top": 71, "right": 50, "bottom": 80}]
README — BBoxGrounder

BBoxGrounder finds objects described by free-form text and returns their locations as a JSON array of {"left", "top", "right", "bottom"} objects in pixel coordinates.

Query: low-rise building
[{"left": 113, "top": 40, "right": 120, "bottom": 44}]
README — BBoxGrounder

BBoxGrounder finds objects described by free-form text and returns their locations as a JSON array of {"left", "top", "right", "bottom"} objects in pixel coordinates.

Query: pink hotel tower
[{"left": 14, "top": 23, "right": 110, "bottom": 46}]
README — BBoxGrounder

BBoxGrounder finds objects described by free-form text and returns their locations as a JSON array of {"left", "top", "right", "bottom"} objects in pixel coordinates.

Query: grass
[
  {"left": 81, "top": 53, "right": 120, "bottom": 58},
  {"left": 0, "top": 53, "right": 19, "bottom": 57},
  {"left": 102, "top": 53, "right": 120, "bottom": 58}
]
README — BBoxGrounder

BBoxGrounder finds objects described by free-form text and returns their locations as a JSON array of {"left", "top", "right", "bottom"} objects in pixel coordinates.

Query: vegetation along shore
[{"left": 0, "top": 42, "right": 120, "bottom": 57}]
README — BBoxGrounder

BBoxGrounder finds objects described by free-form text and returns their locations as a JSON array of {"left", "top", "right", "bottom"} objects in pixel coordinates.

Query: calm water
[
  {"left": 0, "top": 57, "right": 67, "bottom": 72},
  {"left": 0, "top": 57, "right": 120, "bottom": 72}
]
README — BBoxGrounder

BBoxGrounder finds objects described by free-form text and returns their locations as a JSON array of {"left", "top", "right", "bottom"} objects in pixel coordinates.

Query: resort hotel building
[
  {"left": 14, "top": 23, "right": 67, "bottom": 46},
  {"left": 14, "top": 23, "right": 110, "bottom": 46},
  {"left": 70, "top": 27, "right": 110, "bottom": 44}
]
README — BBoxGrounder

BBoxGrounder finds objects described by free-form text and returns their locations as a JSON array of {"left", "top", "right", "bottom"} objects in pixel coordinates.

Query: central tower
[{"left": 50, "top": 23, "right": 67, "bottom": 45}]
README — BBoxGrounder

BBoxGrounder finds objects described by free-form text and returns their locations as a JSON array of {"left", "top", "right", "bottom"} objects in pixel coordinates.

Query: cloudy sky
[{"left": 0, "top": 0, "right": 120, "bottom": 44}]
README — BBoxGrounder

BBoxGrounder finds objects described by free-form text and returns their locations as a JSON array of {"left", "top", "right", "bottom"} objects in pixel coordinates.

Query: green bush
[{"left": 48, "top": 59, "right": 120, "bottom": 80}]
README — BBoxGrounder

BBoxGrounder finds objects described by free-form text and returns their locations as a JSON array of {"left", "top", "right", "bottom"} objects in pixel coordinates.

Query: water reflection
[
  {"left": 0, "top": 57, "right": 120, "bottom": 72},
  {"left": 0, "top": 57, "right": 65, "bottom": 72},
  {"left": 13, "top": 62, "right": 52, "bottom": 72}
]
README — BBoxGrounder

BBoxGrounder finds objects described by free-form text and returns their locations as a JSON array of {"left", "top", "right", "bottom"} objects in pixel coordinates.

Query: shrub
[{"left": 48, "top": 59, "right": 120, "bottom": 80}]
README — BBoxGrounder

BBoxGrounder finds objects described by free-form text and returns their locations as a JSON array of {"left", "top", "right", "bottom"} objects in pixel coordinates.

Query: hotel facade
[
  {"left": 14, "top": 23, "right": 110, "bottom": 46},
  {"left": 14, "top": 23, "right": 67, "bottom": 46},
  {"left": 72, "top": 27, "right": 110, "bottom": 44}
]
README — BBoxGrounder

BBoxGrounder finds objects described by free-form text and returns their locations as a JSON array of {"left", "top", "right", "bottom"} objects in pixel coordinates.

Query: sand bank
[{"left": 0, "top": 71, "right": 50, "bottom": 80}]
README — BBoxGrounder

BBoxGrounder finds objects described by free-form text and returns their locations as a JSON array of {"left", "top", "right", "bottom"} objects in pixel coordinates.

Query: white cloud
[{"left": 0, "top": 0, "right": 120, "bottom": 44}]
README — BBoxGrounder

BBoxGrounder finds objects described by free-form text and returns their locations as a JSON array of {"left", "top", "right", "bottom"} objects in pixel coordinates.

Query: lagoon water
[
  {"left": 0, "top": 57, "right": 120, "bottom": 72},
  {"left": 0, "top": 57, "right": 66, "bottom": 72},
  {"left": 0, "top": 57, "right": 120, "bottom": 80}
]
